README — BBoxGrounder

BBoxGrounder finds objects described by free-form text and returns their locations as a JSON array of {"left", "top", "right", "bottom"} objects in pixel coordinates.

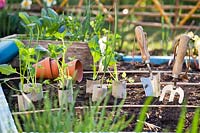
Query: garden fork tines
[{"left": 159, "top": 34, "right": 191, "bottom": 104}]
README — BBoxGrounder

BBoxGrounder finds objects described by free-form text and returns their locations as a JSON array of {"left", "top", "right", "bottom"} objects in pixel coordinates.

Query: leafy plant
[
  {"left": 134, "top": 97, "right": 153, "bottom": 132},
  {"left": 176, "top": 105, "right": 187, "bottom": 133},
  {"left": 121, "top": 72, "right": 134, "bottom": 83},
  {"left": 189, "top": 108, "right": 200, "bottom": 132},
  {"left": 0, "top": 39, "right": 46, "bottom": 92},
  {"left": 47, "top": 28, "right": 73, "bottom": 90}
]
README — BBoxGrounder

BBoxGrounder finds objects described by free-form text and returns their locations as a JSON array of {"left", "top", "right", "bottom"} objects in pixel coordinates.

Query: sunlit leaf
[{"left": 0, "top": 64, "right": 17, "bottom": 75}]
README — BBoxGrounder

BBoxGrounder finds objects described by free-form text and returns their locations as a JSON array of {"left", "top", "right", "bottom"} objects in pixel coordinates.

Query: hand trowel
[{"left": 135, "top": 26, "right": 160, "bottom": 97}]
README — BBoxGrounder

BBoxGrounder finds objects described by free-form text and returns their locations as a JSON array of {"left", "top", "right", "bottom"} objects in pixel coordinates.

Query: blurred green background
[{"left": 0, "top": 0, "right": 199, "bottom": 55}]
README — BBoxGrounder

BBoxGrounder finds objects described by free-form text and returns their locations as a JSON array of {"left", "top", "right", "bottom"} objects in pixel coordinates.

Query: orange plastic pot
[
  {"left": 33, "top": 57, "right": 59, "bottom": 79},
  {"left": 66, "top": 59, "right": 83, "bottom": 82}
]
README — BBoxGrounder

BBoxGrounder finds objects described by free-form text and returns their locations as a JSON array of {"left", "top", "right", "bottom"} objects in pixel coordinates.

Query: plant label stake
[
  {"left": 159, "top": 34, "right": 190, "bottom": 104},
  {"left": 135, "top": 26, "right": 160, "bottom": 97}
]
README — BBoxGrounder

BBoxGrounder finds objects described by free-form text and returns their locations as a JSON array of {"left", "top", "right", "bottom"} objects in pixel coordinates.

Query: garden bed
[{"left": 1, "top": 61, "right": 200, "bottom": 132}]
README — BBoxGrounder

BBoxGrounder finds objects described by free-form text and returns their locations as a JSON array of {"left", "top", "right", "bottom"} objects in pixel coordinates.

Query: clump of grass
[
  {"left": 14, "top": 91, "right": 133, "bottom": 132},
  {"left": 134, "top": 97, "right": 153, "bottom": 132},
  {"left": 176, "top": 104, "right": 187, "bottom": 133}
]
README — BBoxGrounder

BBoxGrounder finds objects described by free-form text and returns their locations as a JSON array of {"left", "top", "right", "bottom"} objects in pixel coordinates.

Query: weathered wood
[
  {"left": 0, "top": 35, "right": 93, "bottom": 70},
  {"left": 133, "top": 12, "right": 200, "bottom": 18},
  {"left": 152, "top": 0, "right": 173, "bottom": 27},
  {"left": 0, "top": 85, "right": 18, "bottom": 133},
  {"left": 179, "top": 0, "right": 200, "bottom": 26},
  {"left": 118, "top": 20, "right": 200, "bottom": 30},
  {"left": 12, "top": 104, "right": 200, "bottom": 115}
]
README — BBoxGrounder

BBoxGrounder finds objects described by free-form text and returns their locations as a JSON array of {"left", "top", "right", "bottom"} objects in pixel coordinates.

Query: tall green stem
[{"left": 113, "top": 0, "right": 118, "bottom": 81}]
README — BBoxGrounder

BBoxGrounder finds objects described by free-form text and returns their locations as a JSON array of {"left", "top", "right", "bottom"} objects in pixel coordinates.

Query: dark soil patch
[{"left": 1, "top": 61, "right": 200, "bottom": 132}]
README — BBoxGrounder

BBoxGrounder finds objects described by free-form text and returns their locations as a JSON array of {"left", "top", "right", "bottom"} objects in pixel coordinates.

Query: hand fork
[{"left": 159, "top": 34, "right": 191, "bottom": 104}]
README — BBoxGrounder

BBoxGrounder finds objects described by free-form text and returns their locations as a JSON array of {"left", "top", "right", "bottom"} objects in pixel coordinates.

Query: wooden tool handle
[
  {"left": 172, "top": 34, "right": 190, "bottom": 78},
  {"left": 135, "top": 26, "right": 150, "bottom": 63}
]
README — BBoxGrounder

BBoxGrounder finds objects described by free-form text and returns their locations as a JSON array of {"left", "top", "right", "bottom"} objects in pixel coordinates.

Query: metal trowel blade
[{"left": 140, "top": 77, "right": 153, "bottom": 96}]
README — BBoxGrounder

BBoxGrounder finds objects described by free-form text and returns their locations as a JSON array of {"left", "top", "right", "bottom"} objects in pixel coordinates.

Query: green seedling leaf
[
  {"left": 29, "top": 16, "right": 42, "bottom": 26},
  {"left": 47, "top": 8, "right": 58, "bottom": 20},
  {"left": 19, "top": 12, "right": 31, "bottom": 25},
  {"left": 190, "top": 108, "right": 200, "bottom": 133},
  {"left": 41, "top": 8, "right": 47, "bottom": 17},
  {"left": 14, "top": 39, "right": 25, "bottom": 49},
  {"left": 122, "top": 72, "right": 126, "bottom": 79},
  {"left": 0, "top": 64, "right": 17, "bottom": 75},
  {"left": 43, "top": 80, "right": 50, "bottom": 85},
  {"left": 176, "top": 105, "right": 187, "bottom": 133},
  {"left": 128, "top": 77, "right": 134, "bottom": 83}
]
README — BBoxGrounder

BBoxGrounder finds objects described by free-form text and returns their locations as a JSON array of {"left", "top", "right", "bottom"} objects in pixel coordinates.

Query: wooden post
[
  {"left": 78, "top": 0, "right": 84, "bottom": 8},
  {"left": 179, "top": 0, "right": 200, "bottom": 26},
  {"left": 152, "top": 0, "right": 173, "bottom": 27},
  {"left": 56, "top": 0, "right": 68, "bottom": 12},
  {"left": 35, "top": 0, "right": 43, "bottom": 7},
  {"left": 172, "top": 0, "right": 180, "bottom": 38},
  {"left": 95, "top": 0, "right": 114, "bottom": 22}
]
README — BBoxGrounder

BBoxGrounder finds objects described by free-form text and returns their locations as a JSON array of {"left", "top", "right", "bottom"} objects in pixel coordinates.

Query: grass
[{"left": 14, "top": 91, "right": 134, "bottom": 132}]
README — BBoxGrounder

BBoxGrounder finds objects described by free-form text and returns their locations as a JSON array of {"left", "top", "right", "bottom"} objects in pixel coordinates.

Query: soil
[{"left": 1, "top": 61, "right": 200, "bottom": 132}]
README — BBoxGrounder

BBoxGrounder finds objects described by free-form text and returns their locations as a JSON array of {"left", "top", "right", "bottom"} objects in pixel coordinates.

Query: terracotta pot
[
  {"left": 33, "top": 57, "right": 59, "bottom": 79},
  {"left": 112, "top": 81, "right": 127, "bottom": 99},
  {"left": 66, "top": 59, "right": 83, "bottom": 82},
  {"left": 86, "top": 80, "right": 100, "bottom": 93},
  {"left": 50, "top": 59, "right": 59, "bottom": 78},
  {"left": 92, "top": 84, "right": 107, "bottom": 102}
]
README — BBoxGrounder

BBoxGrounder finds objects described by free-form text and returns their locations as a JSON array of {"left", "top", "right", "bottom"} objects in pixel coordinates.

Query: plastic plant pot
[
  {"left": 92, "top": 84, "right": 107, "bottom": 102},
  {"left": 66, "top": 59, "right": 83, "bottom": 82},
  {"left": 21, "top": 83, "right": 43, "bottom": 102},
  {"left": 86, "top": 80, "right": 100, "bottom": 94},
  {"left": 58, "top": 79, "right": 73, "bottom": 107},
  {"left": 0, "top": 40, "right": 19, "bottom": 64},
  {"left": 112, "top": 81, "right": 127, "bottom": 99}
]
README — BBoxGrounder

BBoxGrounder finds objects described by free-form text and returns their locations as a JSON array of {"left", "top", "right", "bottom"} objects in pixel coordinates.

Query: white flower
[
  {"left": 122, "top": 8, "right": 129, "bottom": 15},
  {"left": 68, "top": 16, "right": 72, "bottom": 20},
  {"left": 99, "top": 36, "right": 107, "bottom": 54},
  {"left": 43, "top": 0, "right": 56, "bottom": 7},
  {"left": 21, "top": 0, "right": 32, "bottom": 10},
  {"left": 195, "top": 38, "right": 200, "bottom": 48},
  {"left": 98, "top": 58, "right": 104, "bottom": 72}
]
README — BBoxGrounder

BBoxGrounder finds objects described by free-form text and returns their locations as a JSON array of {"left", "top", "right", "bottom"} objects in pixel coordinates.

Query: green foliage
[
  {"left": 0, "top": 9, "right": 23, "bottom": 38},
  {"left": 88, "top": 36, "right": 101, "bottom": 63},
  {"left": 134, "top": 97, "right": 153, "bottom": 132},
  {"left": 176, "top": 105, "right": 187, "bottom": 133},
  {"left": 0, "top": 64, "right": 17, "bottom": 75},
  {"left": 190, "top": 108, "right": 200, "bottom": 133},
  {"left": 15, "top": 93, "right": 133, "bottom": 132},
  {"left": 121, "top": 72, "right": 134, "bottom": 83}
]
